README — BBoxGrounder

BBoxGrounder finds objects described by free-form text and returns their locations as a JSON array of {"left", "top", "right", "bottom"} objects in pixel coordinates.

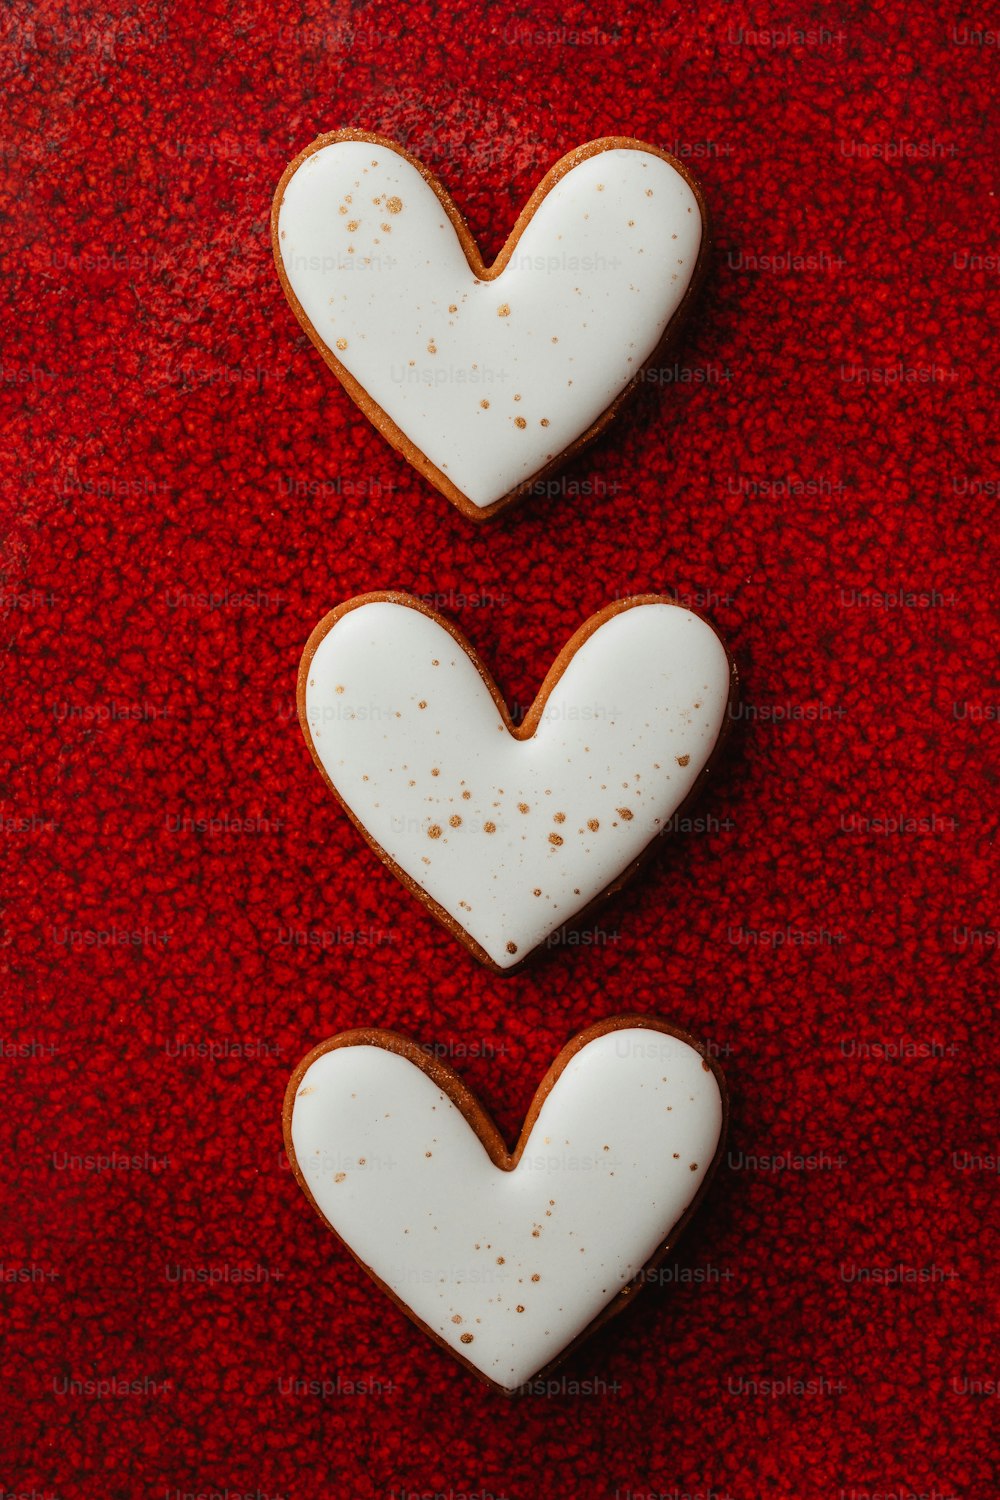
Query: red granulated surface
[{"left": 0, "top": 2, "right": 996, "bottom": 1497}]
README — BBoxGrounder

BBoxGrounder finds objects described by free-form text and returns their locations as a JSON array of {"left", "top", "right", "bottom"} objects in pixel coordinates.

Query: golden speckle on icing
[
  {"left": 427, "top": 824, "right": 442, "bottom": 840},
  {"left": 497, "top": 303, "right": 511, "bottom": 317},
  {"left": 386, "top": 195, "right": 403, "bottom": 213},
  {"left": 548, "top": 832, "right": 564, "bottom": 847},
  {"left": 335, "top": 338, "right": 348, "bottom": 351},
  {"left": 677, "top": 754, "right": 690, "bottom": 766},
  {"left": 483, "top": 821, "right": 496, "bottom": 834},
  {"left": 617, "top": 807, "right": 634, "bottom": 820},
  {"left": 587, "top": 818, "right": 600, "bottom": 832},
  {"left": 449, "top": 815, "right": 462, "bottom": 828},
  {"left": 514, "top": 417, "right": 526, "bottom": 429}
]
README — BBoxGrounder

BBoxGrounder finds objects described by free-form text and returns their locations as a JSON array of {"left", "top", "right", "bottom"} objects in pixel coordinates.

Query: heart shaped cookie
[
  {"left": 284, "top": 1016, "right": 727, "bottom": 1394},
  {"left": 272, "top": 130, "right": 707, "bottom": 519},
  {"left": 298, "top": 592, "right": 735, "bottom": 971}
]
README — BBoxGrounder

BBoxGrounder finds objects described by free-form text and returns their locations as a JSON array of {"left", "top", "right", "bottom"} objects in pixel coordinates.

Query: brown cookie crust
[
  {"left": 283, "top": 1013, "right": 729, "bottom": 1395},
  {"left": 271, "top": 130, "right": 711, "bottom": 521}
]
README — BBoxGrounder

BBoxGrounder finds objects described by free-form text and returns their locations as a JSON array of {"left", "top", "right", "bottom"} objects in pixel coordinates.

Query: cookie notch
[{"left": 271, "top": 129, "right": 711, "bottom": 521}]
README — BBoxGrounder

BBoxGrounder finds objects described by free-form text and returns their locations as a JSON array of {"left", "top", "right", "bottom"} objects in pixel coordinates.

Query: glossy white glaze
[
  {"left": 303, "top": 597, "right": 731, "bottom": 967},
  {"left": 290, "top": 1027, "right": 723, "bottom": 1391},
  {"left": 276, "top": 138, "right": 702, "bottom": 508}
]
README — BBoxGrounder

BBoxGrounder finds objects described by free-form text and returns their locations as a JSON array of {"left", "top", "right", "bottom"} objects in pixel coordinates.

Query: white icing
[
  {"left": 290, "top": 1027, "right": 723, "bottom": 1391},
  {"left": 276, "top": 139, "right": 702, "bottom": 509},
  {"left": 304, "top": 597, "right": 731, "bottom": 968}
]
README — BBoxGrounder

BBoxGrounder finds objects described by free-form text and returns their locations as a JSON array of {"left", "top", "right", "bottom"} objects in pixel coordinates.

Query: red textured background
[{"left": 1, "top": 2, "right": 997, "bottom": 1497}]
